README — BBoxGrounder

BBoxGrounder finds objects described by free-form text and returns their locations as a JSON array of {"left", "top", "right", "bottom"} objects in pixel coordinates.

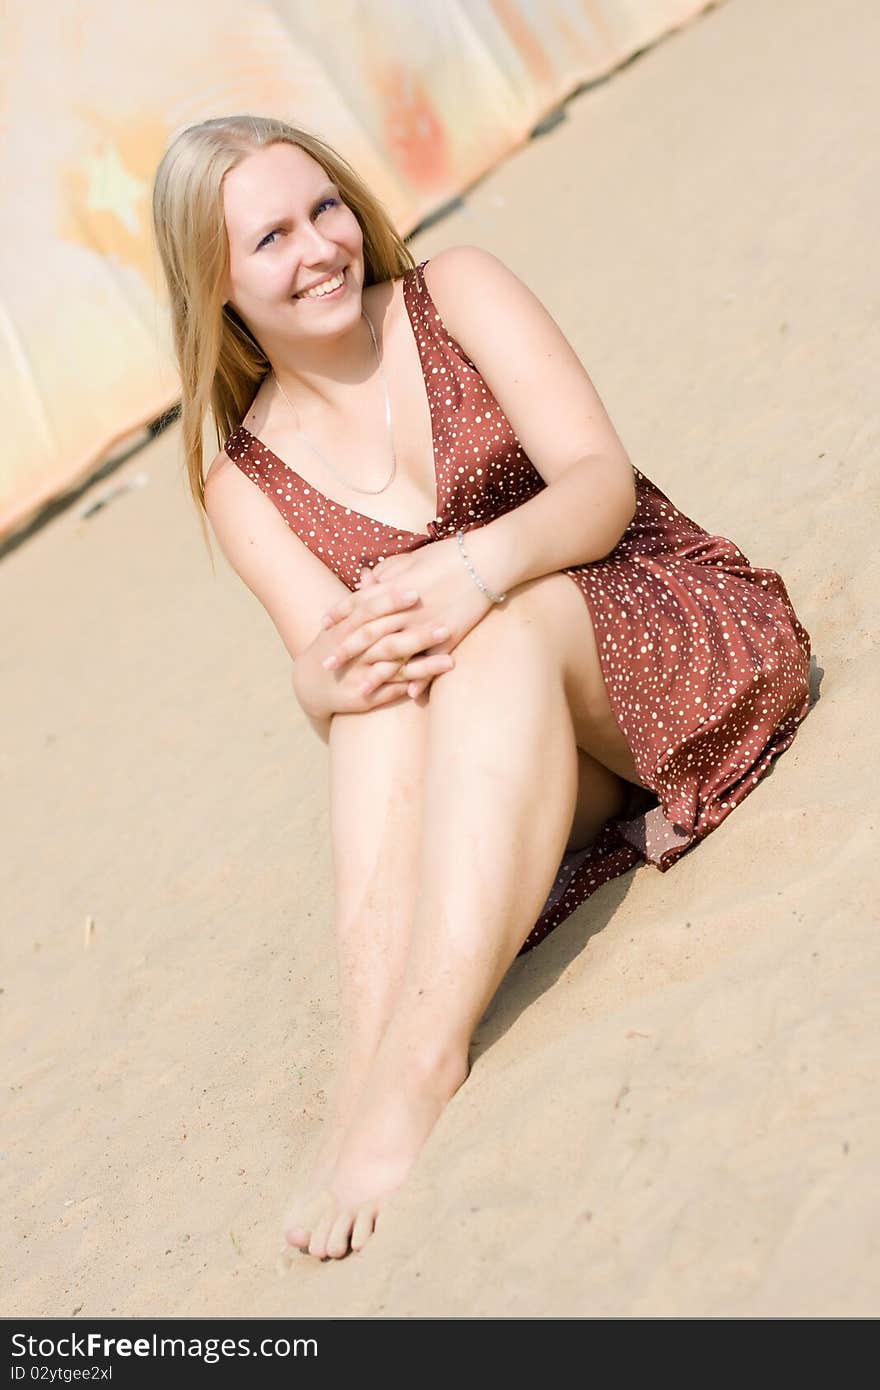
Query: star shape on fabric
[{"left": 82, "top": 143, "right": 147, "bottom": 235}]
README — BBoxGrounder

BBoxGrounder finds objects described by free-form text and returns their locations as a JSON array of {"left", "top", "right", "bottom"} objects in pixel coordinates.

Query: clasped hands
[{"left": 316, "top": 535, "right": 494, "bottom": 709}]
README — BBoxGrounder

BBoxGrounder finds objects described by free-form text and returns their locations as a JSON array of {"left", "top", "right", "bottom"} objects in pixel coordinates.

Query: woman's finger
[
  {"left": 357, "top": 621, "right": 450, "bottom": 668},
  {"left": 321, "top": 599, "right": 351, "bottom": 630},
  {"left": 359, "top": 653, "right": 453, "bottom": 698},
  {"left": 320, "top": 566, "right": 382, "bottom": 629},
  {"left": 365, "top": 681, "right": 409, "bottom": 708},
  {"left": 403, "top": 652, "right": 455, "bottom": 679},
  {"left": 322, "top": 591, "right": 423, "bottom": 668},
  {"left": 357, "top": 659, "right": 406, "bottom": 698}
]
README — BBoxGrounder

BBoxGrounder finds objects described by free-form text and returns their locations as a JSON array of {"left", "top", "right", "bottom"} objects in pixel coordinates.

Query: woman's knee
[
  {"left": 437, "top": 573, "right": 573, "bottom": 689},
  {"left": 330, "top": 688, "right": 430, "bottom": 757}
]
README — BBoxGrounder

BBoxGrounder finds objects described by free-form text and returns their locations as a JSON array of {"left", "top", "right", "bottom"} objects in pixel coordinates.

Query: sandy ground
[{"left": 3, "top": 0, "right": 878, "bottom": 1317}]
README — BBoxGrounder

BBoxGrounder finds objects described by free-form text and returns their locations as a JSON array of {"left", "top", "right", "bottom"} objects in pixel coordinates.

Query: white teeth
[{"left": 298, "top": 270, "right": 344, "bottom": 299}]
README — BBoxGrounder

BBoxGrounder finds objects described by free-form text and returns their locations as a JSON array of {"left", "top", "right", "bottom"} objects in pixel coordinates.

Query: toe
[
  {"left": 325, "top": 1210, "right": 356, "bottom": 1260},
  {"left": 308, "top": 1210, "right": 335, "bottom": 1260},
  {"left": 285, "top": 1188, "right": 332, "bottom": 1254},
  {"left": 350, "top": 1204, "right": 377, "bottom": 1252},
  {"left": 284, "top": 1225, "right": 310, "bottom": 1251}
]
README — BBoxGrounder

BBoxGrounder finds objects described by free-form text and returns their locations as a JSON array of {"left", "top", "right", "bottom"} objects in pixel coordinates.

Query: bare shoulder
[
  {"left": 203, "top": 442, "right": 282, "bottom": 556},
  {"left": 204, "top": 445, "right": 235, "bottom": 495},
  {"left": 421, "top": 243, "right": 509, "bottom": 287},
  {"left": 203, "top": 445, "right": 252, "bottom": 535},
  {"left": 420, "top": 244, "right": 566, "bottom": 380},
  {"left": 202, "top": 445, "right": 270, "bottom": 578},
  {"left": 421, "top": 244, "right": 531, "bottom": 334},
  {"left": 419, "top": 245, "right": 633, "bottom": 489},
  {"left": 202, "top": 443, "right": 352, "bottom": 662}
]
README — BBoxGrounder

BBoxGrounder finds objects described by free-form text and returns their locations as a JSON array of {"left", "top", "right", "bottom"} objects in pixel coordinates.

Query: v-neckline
[{"left": 237, "top": 263, "right": 441, "bottom": 539}]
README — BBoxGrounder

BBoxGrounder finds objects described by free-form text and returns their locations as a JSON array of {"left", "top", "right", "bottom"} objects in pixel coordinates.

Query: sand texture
[{"left": 2, "top": 0, "right": 877, "bottom": 1316}]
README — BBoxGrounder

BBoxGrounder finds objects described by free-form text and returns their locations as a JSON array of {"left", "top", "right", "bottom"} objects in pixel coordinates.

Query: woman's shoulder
[
  {"left": 205, "top": 410, "right": 262, "bottom": 498},
  {"left": 204, "top": 443, "right": 245, "bottom": 517},
  {"left": 417, "top": 244, "right": 542, "bottom": 366},
  {"left": 420, "top": 244, "right": 510, "bottom": 298},
  {"left": 379, "top": 244, "right": 506, "bottom": 310},
  {"left": 205, "top": 378, "right": 274, "bottom": 491},
  {"left": 421, "top": 243, "right": 504, "bottom": 273}
]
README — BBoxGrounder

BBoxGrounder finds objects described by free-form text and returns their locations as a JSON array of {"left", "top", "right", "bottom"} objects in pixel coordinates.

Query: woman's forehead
[{"left": 223, "top": 143, "right": 327, "bottom": 225}]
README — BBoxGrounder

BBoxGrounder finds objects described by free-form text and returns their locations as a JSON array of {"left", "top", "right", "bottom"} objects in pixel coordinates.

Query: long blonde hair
[{"left": 150, "top": 114, "right": 414, "bottom": 535}]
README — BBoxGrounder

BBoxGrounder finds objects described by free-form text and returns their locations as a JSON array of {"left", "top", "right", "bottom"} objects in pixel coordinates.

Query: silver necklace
[{"left": 271, "top": 308, "right": 397, "bottom": 496}]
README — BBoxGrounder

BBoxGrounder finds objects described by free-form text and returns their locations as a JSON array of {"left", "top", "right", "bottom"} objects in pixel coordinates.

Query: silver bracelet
[{"left": 455, "top": 529, "right": 507, "bottom": 604}]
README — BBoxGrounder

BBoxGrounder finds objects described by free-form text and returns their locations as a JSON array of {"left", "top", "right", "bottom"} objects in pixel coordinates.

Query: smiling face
[{"left": 221, "top": 141, "right": 365, "bottom": 357}]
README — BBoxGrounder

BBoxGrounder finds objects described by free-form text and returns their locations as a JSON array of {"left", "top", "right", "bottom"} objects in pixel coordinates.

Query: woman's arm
[
  {"left": 205, "top": 452, "right": 353, "bottom": 732},
  {"left": 421, "top": 246, "right": 637, "bottom": 595},
  {"left": 291, "top": 642, "right": 335, "bottom": 735},
  {"left": 300, "top": 698, "right": 333, "bottom": 745},
  {"left": 204, "top": 453, "right": 355, "bottom": 652},
  {"left": 205, "top": 454, "right": 451, "bottom": 730}
]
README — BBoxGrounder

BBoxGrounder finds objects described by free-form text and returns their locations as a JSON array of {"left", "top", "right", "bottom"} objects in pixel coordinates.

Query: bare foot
[
  {"left": 280, "top": 1127, "right": 344, "bottom": 1254},
  {"left": 282, "top": 1037, "right": 384, "bottom": 1253},
  {"left": 283, "top": 1049, "right": 469, "bottom": 1260}
]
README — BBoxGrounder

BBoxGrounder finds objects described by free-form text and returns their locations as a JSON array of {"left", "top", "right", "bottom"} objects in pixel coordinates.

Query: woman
[{"left": 151, "top": 115, "right": 812, "bottom": 1262}]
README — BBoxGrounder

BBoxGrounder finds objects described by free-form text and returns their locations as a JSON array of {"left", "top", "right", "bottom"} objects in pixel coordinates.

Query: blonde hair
[{"left": 150, "top": 114, "right": 414, "bottom": 536}]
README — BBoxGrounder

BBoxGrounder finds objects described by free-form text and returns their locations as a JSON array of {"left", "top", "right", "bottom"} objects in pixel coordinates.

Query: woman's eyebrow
[{"left": 247, "top": 184, "right": 339, "bottom": 242}]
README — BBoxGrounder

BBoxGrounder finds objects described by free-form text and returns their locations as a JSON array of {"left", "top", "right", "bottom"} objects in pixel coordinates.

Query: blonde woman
[{"left": 151, "top": 115, "right": 812, "bottom": 1262}]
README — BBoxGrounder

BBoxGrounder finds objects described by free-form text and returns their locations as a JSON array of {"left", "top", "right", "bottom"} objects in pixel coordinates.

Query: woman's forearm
[{"left": 463, "top": 453, "right": 636, "bottom": 597}]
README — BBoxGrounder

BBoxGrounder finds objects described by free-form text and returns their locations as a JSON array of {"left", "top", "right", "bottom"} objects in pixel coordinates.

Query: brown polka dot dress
[{"left": 224, "top": 258, "right": 813, "bottom": 957}]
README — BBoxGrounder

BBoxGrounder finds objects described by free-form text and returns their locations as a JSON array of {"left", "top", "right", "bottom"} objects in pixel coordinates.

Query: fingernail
[
  {"left": 322, "top": 655, "right": 338, "bottom": 670},
  {"left": 321, "top": 615, "right": 333, "bottom": 629},
  {"left": 403, "top": 589, "right": 419, "bottom": 602},
  {"left": 432, "top": 625, "right": 449, "bottom": 640}
]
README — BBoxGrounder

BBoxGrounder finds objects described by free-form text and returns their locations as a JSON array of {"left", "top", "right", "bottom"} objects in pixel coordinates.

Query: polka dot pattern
[
  {"left": 224, "top": 260, "right": 544, "bottom": 581},
  {"left": 225, "top": 258, "right": 814, "bottom": 957}
]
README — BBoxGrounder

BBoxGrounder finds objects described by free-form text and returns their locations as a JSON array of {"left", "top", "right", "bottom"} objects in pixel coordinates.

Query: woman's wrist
[{"left": 456, "top": 521, "right": 516, "bottom": 602}]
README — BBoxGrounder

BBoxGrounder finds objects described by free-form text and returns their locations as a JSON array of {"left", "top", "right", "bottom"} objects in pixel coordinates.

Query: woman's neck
[{"left": 265, "top": 283, "right": 391, "bottom": 414}]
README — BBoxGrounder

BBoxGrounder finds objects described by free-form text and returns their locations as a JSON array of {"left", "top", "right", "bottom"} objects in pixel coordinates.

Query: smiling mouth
[{"left": 294, "top": 268, "right": 348, "bottom": 301}]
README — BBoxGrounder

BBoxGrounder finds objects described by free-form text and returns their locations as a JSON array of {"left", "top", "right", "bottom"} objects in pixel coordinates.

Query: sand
[{"left": 3, "top": 0, "right": 878, "bottom": 1316}]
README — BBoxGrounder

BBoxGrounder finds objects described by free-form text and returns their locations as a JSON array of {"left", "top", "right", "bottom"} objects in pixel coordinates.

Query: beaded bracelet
[{"left": 455, "top": 529, "right": 507, "bottom": 604}]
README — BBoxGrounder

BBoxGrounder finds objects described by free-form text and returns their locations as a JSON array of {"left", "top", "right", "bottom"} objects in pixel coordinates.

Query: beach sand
[{"left": 3, "top": 0, "right": 878, "bottom": 1316}]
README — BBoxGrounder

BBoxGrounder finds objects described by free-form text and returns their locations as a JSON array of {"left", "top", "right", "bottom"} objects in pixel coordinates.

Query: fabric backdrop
[{"left": 0, "top": 0, "right": 716, "bottom": 540}]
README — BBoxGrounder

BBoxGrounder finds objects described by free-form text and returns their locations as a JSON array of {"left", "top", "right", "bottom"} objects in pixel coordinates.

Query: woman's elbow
[{"left": 606, "top": 460, "right": 637, "bottom": 550}]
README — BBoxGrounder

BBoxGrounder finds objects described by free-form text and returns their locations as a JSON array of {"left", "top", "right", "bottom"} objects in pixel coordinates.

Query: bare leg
[
  {"left": 282, "top": 692, "right": 431, "bottom": 1247},
  {"left": 295, "top": 574, "right": 602, "bottom": 1259},
  {"left": 287, "top": 709, "right": 624, "bottom": 1243},
  {"left": 566, "top": 746, "right": 629, "bottom": 851}
]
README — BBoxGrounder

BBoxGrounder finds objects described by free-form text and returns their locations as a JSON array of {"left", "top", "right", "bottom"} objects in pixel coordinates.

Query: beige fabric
[{"left": 0, "top": 0, "right": 715, "bottom": 539}]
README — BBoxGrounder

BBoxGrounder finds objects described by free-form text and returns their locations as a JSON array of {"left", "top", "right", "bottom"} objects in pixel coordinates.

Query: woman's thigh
[
  {"left": 495, "top": 571, "right": 646, "bottom": 788},
  {"left": 326, "top": 567, "right": 644, "bottom": 902}
]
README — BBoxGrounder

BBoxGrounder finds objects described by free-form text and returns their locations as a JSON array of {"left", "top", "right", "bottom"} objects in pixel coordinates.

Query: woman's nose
[{"left": 299, "top": 221, "right": 338, "bottom": 259}]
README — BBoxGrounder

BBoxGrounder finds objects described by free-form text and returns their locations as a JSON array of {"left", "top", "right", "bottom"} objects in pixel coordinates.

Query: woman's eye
[{"left": 256, "top": 200, "right": 339, "bottom": 251}]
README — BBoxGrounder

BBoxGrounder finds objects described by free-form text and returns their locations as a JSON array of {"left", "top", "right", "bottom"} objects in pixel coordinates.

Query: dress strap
[{"left": 405, "top": 256, "right": 476, "bottom": 369}]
